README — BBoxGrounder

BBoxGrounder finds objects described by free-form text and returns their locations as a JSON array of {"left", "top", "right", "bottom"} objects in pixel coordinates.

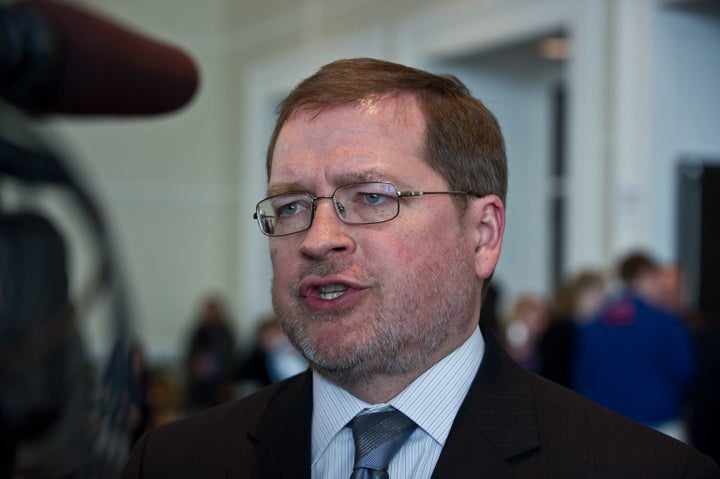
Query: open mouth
[{"left": 317, "top": 284, "right": 349, "bottom": 300}]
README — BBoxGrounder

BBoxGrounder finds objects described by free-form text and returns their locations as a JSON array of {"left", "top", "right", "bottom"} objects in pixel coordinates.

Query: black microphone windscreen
[{"left": 3, "top": 0, "right": 200, "bottom": 116}]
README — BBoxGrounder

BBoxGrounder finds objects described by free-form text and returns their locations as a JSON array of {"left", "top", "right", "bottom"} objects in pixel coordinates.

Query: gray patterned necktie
[{"left": 349, "top": 408, "right": 418, "bottom": 479}]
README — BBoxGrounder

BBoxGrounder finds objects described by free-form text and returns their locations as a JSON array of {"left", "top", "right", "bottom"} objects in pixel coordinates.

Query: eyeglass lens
[{"left": 256, "top": 182, "right": 400, "bottom": 236}]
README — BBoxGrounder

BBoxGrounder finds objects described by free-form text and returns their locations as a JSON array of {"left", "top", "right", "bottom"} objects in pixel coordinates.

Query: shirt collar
[{"left": 311, "top": 326, "right": 484, "bottom": 462}]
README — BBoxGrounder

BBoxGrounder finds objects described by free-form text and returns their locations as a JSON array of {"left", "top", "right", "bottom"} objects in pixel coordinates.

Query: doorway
[{"left": 430, "top": 33, "right": 568, "bottom": 300}]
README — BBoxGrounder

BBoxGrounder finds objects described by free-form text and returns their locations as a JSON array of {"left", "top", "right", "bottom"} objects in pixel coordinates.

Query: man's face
[{"left": 268, "top": 97, "right": 483, "bottom": 388}]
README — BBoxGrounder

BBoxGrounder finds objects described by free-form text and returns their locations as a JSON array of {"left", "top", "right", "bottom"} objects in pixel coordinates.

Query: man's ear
[{"left": 464, "top": 195, "right": 505, "bottom": 280}]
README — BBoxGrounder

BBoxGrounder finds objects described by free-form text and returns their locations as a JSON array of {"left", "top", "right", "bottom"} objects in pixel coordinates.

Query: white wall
[
  {"left": 651, "top": 4, "right": 720, "bottom": 260},
  {"left": 607, "top": 0, "right": 720, "bottom": 262}
]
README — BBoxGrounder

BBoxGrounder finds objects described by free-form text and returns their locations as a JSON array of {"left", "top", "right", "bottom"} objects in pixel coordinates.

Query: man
[
  {"left": 572, "top": 252, "right": 696, "bottom": 441},
  {"left": 184, "top": 295, "right": 236, "bottom": 413},
  {"left": 122, "top": 58, "right": 719, "bottom": 478}
]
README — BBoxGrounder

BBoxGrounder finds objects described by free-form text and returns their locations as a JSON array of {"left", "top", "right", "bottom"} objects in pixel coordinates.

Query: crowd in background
[
  {"left": 127, "top": 250, "right": 720, "bottom": 466},
  {"left": 126, "top": 296, "right": 307, "bottom": 449},
  {"left": 492, "top": 251, "right": 720, "bottom": 465}
]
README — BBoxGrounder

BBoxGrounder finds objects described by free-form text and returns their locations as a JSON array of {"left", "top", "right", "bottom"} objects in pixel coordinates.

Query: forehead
[{"left": 268, "top": 96, "right": 441, "bottom": 190}]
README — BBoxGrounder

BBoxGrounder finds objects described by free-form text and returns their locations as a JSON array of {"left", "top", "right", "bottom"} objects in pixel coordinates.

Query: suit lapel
[
  {"left": 226, "top": 371, "right": 314, "bottom": 479},
  {"left": 431, "top": 326, "right": 541, "bottom": 478},
  {"left": 223, "top": 328, "right": 540, "bottom": 478}
]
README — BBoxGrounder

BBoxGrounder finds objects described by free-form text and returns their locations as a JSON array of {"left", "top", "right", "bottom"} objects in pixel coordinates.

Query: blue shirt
[
  {"left": 572, "top": 293, "right": 695, "bottom": 425},
  {"left": 311, "top": 327, "right": 484, "bottom": 479}
]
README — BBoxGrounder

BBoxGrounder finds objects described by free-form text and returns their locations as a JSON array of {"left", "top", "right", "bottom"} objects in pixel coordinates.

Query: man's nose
[{"left": 299, "top": 199, "right": 354, "bottom": 258}]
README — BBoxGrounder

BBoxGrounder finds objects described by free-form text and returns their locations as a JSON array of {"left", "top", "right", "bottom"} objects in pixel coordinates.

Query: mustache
[
  {"left": 287, "top": 260, "right": 372, "bottom": 295},
  {"left": 297, "top": 260, "right": 356, "bottom": 279}
]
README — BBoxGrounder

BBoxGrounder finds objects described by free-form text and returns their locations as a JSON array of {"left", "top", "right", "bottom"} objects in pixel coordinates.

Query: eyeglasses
[{"left": 253, "top": 181, "right": 473, "bottom": 237}]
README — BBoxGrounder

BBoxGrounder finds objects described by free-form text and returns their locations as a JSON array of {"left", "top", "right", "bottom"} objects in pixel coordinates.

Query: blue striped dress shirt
[{"left": 311, "top": 327, "right": 485, "bottom": 478}]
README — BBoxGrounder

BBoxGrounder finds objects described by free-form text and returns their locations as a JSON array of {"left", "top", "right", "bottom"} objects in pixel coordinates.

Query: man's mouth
[{"left": 318, "top": 284, "right": 349, "bottom": 300}]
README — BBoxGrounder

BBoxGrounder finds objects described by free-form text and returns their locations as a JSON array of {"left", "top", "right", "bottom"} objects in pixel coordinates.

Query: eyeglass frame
[{"left": 253, "top": 181, "right": 481, "bottom": 237}]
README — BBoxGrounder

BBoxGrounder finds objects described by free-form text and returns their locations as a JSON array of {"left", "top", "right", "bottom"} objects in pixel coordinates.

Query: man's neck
[
  {"left": 326, "top": 329, "right": 477, "bottom": 404},
  {"left": 343, "top": 372, "right": 424, "bottom": 404}
]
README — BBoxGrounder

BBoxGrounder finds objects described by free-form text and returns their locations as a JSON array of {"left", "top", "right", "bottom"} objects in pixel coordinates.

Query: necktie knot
[{"left": 350, "top": 408, "right": 417, "bottom": 479}]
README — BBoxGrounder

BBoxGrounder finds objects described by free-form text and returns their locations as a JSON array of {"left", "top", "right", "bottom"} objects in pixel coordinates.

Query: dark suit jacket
[{"left": 122, "top": 329, "right": 720, "bottom": 478}]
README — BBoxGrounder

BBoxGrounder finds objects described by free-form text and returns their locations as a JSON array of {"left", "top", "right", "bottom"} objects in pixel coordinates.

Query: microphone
[{"left": 0, "top": 0, "right": 199, "bottom": 116}]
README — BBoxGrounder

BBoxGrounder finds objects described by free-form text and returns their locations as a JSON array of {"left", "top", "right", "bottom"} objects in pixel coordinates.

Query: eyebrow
[
  {"left": 337, "top": 169, "right": 394, "bottom": 185},
  {"left": 266, "top": 182, "right": 310, "bottom": 197},
  {"left": 266, "top": 169, "right": 399, "bottom": 196}
]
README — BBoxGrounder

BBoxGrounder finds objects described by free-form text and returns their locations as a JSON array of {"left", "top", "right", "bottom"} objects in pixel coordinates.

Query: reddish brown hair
[{"left": 265, "top": 58, "right": 507, "bottom": 205}]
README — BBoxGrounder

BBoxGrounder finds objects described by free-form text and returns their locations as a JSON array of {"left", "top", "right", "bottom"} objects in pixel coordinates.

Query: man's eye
[
  {"left": 363, "top": 193, "right": 386, "bottom": 205},
  {"left": 357, "top": 191, "right": 395, "bottom": 206},
  {"left": 277, "top": 200, "right": 306, "bottom": 217}
]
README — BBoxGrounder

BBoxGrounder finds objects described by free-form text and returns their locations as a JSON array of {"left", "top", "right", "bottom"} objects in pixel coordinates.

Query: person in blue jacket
[{"left": 573, "top": 251, "right": 695, "bottom": 441}]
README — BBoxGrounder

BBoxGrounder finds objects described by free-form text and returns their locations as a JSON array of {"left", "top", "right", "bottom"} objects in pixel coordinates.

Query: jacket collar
[
  {"left": 431, "top": 326, "right": 540, "bottom": 478},
  {"left": 228, "top": 371, "right": 314, "bottom": 479},
  {"left": 233, "top": 326, "right": 540, "bottom": 479}
]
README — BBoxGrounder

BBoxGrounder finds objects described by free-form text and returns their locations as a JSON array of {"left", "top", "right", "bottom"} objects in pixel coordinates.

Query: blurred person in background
[
  {"left": 537, "top": 270, "right": 608, "bottom": 388},
  {"left": 235, "top": 314, "right": 307, "bottom": 395},
  {"left": 655, "top": 264, "right": 690, "bottom": 318},
  {"left": 184, "top": 295, "right": 236, "bottom": 413},
  {"left": 572, "top": 251, "right": 696, "bottom": 441},
  {"left": 500, "top": 294, "right": 549, "bottom": 372},
  {"left": 143, "top": 367, "right": 182, "bottom": 432}
]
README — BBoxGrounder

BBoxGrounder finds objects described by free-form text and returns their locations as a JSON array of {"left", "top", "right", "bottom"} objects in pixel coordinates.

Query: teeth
[{"left": 318, "top": 284, "right": 348, "bottom": 300}]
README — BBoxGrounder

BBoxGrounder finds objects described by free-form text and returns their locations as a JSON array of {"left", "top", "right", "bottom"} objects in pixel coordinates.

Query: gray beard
[
  {"left": 271, "top": 245, "right": 478, "bottom": 390},
  {"left": 279, "top": 305, "right": 448, "bottom": 388}
]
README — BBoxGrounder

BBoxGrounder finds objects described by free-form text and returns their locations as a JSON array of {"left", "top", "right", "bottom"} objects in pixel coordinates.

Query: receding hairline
[
  {"left": 280, "top": 91, "right": 423, "bottom": 128},
  {"left": 266, "top": 62, "right": 473, "bottom": 178},
  {"left": 269, "top": 92, "right": 427, "bottom": 167}
]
